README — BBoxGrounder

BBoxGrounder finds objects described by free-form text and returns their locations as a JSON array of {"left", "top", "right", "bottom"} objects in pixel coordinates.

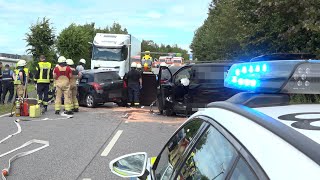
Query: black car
[
  {"left": 157, "top": 62, "right": 239, "bottom": 115},
  {"left": 78, "top": 70, "right": 126, "bottom": 107}
]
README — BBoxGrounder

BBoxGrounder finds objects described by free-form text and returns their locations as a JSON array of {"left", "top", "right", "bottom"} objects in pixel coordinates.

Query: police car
[{"left": 109, "top": 60, "right": 320, "bottom": 179}]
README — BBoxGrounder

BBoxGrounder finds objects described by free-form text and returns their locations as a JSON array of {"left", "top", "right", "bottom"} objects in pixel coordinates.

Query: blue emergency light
[{"left": 225, "top": 60, "right": 320, "bottom": 94}]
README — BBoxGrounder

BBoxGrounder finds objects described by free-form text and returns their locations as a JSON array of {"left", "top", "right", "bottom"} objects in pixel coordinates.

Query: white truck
[{"left": 90, "top": 33, "right": 141, "bottom": 78}]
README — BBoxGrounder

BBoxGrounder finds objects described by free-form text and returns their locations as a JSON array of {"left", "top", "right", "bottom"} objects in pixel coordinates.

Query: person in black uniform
[
  {"left": 1, "top": 64, "right": 14, "bottom": 104},
  {"left": 127, "top": 62, "right": 142, "bottom": 106},
  {"left": 0, "top": 62, "right": 3, "bottom": 100}
]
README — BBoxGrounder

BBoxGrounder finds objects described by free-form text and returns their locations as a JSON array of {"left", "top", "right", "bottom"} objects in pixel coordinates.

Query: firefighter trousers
[
  {"left": 55, "top": 84, "right": 72, "bottom": 111},
  {"left": 70, "top": 85, "right": 79, "bottom": 109},
  {"left": 37, "top": 83, "right": 49, "bottom": 106},
  {"left": 128, "top": 84, "right": 140, "bottom": 104}
]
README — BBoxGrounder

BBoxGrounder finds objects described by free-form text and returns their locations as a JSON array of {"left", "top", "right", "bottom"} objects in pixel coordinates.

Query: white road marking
[
  {"left": 125, "top": 121, "right": 128, "bottom": 123},
  {"left": 82, "top": 178, "right": 91, "bottom": 180},
  {"left": 0, "top": 113, "right": 11, "bottom": 118},
  {"left": 101, "top": 130, "right": 123, "bottom": 157}
]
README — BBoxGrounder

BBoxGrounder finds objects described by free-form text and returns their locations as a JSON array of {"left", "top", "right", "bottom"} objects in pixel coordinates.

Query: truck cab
[{"left": 91, "top": 33, "right": 141, "bottom": 78}]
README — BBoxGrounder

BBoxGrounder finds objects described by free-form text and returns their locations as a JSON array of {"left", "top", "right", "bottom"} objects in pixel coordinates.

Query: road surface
[{"left": 0, "top": 104, "right": 185, "bottom": 180}]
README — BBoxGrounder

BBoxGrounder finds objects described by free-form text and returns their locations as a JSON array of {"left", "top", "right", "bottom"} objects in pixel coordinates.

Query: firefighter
[
  {"left": 127, "top": 62, "right": 142, "bottom": 106},
  {"left": 66, "top": 59, "right": 81, "bottom": 112},
  {"left": 136, "top": 63, "right": 143, "bottom": 74},
  {"left": 141, "top": 51, "right": 153, "bottom": 72},
  {"left": 1, "top": 64, "right": 14, "bottom": 104},
  {"left": 53, "top": 56, "right": 73, "bottom": 115},
  {"left": 14, "top": 60, "right": 28, "bottom": 99},
  {"left": 34, "top": 55, "right": 53, "bottom": 112},
  {"left": 76, "top": 58, "right": 86, "bottom": 72}
]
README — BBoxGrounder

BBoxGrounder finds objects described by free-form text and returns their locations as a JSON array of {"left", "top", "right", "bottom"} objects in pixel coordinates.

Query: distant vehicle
[
  {"left": 171, "top": 57, "right": 184, "bottom": 66},
  {"left": 157, "top": 62, "right": 239, "bottom": 115},
  {"left": 131, "top": 55, "right": 141, "bottom": 65},
  {"left": 78, "top": 69, "right": 126, "bottom": 107},
  {"left": 90, "top": 33, "right": 141, "bottom": 78}
]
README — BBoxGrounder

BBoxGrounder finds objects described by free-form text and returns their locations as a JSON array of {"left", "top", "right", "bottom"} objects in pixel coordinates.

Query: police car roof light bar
[{"left": 225, "top": 60, "right": 320, "bottom": 94}]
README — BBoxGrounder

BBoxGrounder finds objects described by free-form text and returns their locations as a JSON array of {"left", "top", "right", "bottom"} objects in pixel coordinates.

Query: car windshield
[
  {"left": 173, "top": 60, "right": 181, "bottom": 63},
  {"left": 161, "top": 66, "right": 181, "bottom": 80},
  {"left": 160, "top": 59, "right": 166, "bottom": 62},
  {"left": 94, "top": 72, "right": 121, "bottom": 83},
  {"left": 92, "top": 45, "right": 123, "bottom": 61}
]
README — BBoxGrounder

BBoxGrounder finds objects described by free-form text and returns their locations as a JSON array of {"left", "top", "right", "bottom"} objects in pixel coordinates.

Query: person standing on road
[
  {"left": 1, "top": 64, "right": 14, "bottom": 104},
  {"left": 14, "top": 60, "right": 28, "bottom": 99},
  {"left": 0, "top": 62, "right": 3, "bottom": 100},
  {"left": 34, "top": 55, "right": 53, "bottom": 112},
  {"left": 66, "top": 59, "right": 81, "bottom": 112},
  {"left": 53, "top": 56, "right": 73, "bottom": 115},
  {"left": 136, "top": 63, "right": 143, "bottom": 74},
  {"left": 76, "top": 59, "right": 86, "bottom": 72},
  {"left": 127, "top": 62, "right": 142, "bottom": 107}
]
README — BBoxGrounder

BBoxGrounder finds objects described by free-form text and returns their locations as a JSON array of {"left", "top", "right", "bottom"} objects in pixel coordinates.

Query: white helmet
[
  {"left": 58, "top": 56, "right": 67, "bottom": 63},
  {"left": 79, "top": 59, "right": 86, "bottom": 64},
  {"left": 131, "top": 62, "right": 137, "bottom": 68},
  {"left": 160, "top": 62, "right": 167, "bottom": 67},
  {"left": 17, "top": 60, "right": 27, "bottom": 67},
  {"left": 66, "top": 59, "right": 74, "bottom": 65},
  {"left": 136, "top": 63, "right": 142, "bottom": 69}
]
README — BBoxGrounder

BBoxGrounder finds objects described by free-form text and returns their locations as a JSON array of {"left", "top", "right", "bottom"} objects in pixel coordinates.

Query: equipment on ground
[
  {"left": 90, "top": 33, "right": 141, "bottom": 78},
  {"left": 29, "top": 104, "right": 41, "bottom": 118}
]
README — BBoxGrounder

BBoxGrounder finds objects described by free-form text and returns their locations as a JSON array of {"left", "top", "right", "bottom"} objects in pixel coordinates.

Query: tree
[
  {"left": 191, "top": 0, "right": 320, "bottom": 61},
  {"left": 25, "top": 17, "right": 56, "bottom": 69},
  {"left": 142, "top": 40, "right": 189, "bottom": 60},
  {"left": 56, "top": 23, "right": 95, "bottom": 67}
]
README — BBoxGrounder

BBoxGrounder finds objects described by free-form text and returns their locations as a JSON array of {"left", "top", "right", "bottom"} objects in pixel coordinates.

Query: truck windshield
[{"left": 92, "top": 46, "right": 123, "bottom": 61}]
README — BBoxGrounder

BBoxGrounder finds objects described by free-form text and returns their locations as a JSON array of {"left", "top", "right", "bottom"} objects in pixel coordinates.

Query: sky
[{"left": 0, "top": 0, "right": 211, "bottom": 55}]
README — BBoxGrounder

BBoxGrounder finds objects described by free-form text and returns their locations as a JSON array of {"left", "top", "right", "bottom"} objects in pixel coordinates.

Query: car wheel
[
  {"left": 86, "top": 94, "right": 96, "bottom": 108},
  {"left": 163, "top": 108, "right": 174, "bottom": 116},
  {"left": 116, "top": 99, "right": 127, "bottom": 107}
]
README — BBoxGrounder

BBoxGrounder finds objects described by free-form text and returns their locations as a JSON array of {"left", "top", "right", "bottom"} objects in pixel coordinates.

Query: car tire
[
  {"left": 86, "top": 94, "right": 97, "bottom": 108},
  {"left": 116, "top": 100, "right": 127, "bottom": 107},
  {"left": 163, "top": 108, "right": 174, "bottom": 116}
]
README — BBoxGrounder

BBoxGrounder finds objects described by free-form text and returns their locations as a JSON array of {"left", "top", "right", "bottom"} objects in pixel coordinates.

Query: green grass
[
  {"left": 0, "top": 103, "right": 14, "bottom": 115},
  {"left": 0, "top": 84, "right": 36, "bottom": 115}
]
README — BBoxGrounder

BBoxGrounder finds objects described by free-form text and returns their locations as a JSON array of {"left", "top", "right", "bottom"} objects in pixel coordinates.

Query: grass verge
[{"left": 0, "top": 84, "right": 36, "bottom": 115}]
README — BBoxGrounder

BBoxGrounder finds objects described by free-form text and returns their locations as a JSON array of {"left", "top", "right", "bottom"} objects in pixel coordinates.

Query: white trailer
[{"left": 90, "top": 33, "right": 141, "bottom": 78}]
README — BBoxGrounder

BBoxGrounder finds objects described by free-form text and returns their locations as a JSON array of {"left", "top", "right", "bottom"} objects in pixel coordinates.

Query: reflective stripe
[{"left": 37, "top": 62, "right": 51, "bottom": 83}]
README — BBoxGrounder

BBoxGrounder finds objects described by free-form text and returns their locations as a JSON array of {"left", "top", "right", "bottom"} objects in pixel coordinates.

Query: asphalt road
[{"left": 0, "top": 103, "right": 185, "bottom": 180}]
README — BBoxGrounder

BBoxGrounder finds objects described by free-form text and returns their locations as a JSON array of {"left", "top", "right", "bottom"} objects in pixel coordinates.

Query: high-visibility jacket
[
  {"left": 35, "top": 61, "right": 52, "bottom": 83},
  {"left": 14, "top": 68, "right": 27, "bottom": 85}
]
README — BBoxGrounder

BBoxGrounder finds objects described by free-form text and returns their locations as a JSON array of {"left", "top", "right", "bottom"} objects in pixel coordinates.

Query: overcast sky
[{"left": 0, "top": 0, "right": 211, "bottom": 55}]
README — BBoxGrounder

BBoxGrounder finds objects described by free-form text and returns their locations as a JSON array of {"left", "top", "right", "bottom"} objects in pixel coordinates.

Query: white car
[{"left": 109, "top": 60, "right": 320, "bottom": 179}]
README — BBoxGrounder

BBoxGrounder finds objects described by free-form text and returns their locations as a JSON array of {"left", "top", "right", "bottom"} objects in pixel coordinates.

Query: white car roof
[
  {"left": 193, "top": 103, "right": 320, "bottom": 179},
  {"left": 255, "top": 104, "right": 320, "bottom": 145}
]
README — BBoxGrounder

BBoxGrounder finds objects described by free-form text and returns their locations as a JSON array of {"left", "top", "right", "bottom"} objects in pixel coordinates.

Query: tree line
[
  {"left": 191, "top": 0, "right": 320, "bottom": 61},
  {"left": 25, "top": 17, "right": 188, "bottom": 71}
]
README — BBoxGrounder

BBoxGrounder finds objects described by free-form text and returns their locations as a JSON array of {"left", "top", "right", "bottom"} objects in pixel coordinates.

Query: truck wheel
[{"left": 86, "top": 94, "right": 97, "bottom": 108}]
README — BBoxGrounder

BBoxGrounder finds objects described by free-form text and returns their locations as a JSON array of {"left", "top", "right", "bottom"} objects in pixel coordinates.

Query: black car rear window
[
  {"left": 161, "top": 66, "right": 181, "bottom": 80},
  {"left": 194, "top": 65, "right": 230, "bottom": 84},
  {"left": 94, "top": 72, "right": 121, "bottom": 83}
]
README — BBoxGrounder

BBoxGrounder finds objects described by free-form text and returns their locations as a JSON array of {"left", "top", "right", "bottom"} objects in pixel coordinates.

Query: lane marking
[
  {"left": 0, "top": 113, "right": 11, "bottom": 118},
  {"left": 125, "top": 121, "right": 128, "bottom": 123},
  {"left": 82, "top": 179, "right": 91, "bottom": 180},
  {"left": 101, "top": 130, "right": 123, "bottom": 157}
]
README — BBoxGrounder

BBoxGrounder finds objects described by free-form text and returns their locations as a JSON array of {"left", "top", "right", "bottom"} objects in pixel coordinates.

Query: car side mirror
[{"left": 109, "top": 152, "right": 148, "bottom": 178}]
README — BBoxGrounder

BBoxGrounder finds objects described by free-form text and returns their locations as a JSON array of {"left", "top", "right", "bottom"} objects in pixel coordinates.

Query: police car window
[
  {"left": 154, "top": 119, "right": 204, "bottom": 180},
  {"left": 176, "top": 126, "right": 238, "bottom": 180},
  {"left": 230, "top": 158, "right": 258, "bottom": 180},
  {"left": 174, "top": 67, "right": 192, "bottom": 85}
]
